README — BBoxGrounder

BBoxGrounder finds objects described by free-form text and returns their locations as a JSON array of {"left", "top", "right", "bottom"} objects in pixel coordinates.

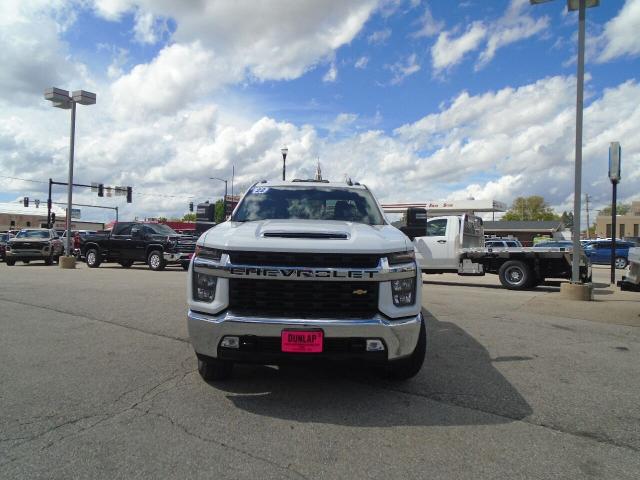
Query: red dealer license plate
[{"left": 281, "top": 330, "right": 323, "bottom": 353}]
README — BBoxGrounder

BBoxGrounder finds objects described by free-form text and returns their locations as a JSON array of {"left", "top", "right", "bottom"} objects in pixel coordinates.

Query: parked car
[
  {"left": 485, "top": 238, "right": 522, "bottom": 248},
  {"left": 583, "top": 240, "right": 635, "bottom": 269},
  {"left": 0, "top": 232, "right": 11, "bottom": 261},
  {"left": 4, "top": 229, "right": 64, "bottom": 266}
]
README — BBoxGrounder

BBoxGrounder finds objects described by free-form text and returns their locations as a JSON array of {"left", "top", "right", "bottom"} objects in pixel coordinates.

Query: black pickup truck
[{"left": 80, "top": 222, "right": 196, "bottom": 270}]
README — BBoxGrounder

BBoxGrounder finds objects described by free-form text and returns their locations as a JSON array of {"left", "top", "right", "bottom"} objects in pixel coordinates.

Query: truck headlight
[
  {"left": 391, "top": 278, "right": 416, "bottom": 306},
  {"left": 194, "top": 245, "right": 222, "bottom": 261},
  {"left": 388, "top": 250, "right": 415, "bottom": 265},
  {"left": 193, "top": 272, "right": 217, "bottom": 303}
]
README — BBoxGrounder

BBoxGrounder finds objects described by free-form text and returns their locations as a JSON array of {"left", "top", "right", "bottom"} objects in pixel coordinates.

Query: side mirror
[
  {"left": 400, "top": 207, "right": 428, "bottom": 240},
  {"left": 406, "top": 207, "right": 427, "bottom": 227},
  {"left": 131, "top": 228, "right": 141, "bottom": 238}
]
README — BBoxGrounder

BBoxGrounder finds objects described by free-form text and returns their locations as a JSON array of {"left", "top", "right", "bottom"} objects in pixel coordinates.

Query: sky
[{"left": 0, "top": 0, "right": 639, "bottom": 226}]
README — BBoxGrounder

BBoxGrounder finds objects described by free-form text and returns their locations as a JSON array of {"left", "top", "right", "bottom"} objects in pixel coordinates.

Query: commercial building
[
  {"left": 595, "top": 201, "right": 640, "bottom": 239},
  {"left": 0, "top": 202, "right": 104, "bottom": 232}
]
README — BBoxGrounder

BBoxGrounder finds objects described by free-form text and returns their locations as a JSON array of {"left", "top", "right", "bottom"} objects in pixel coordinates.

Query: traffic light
[
  {"left": 50, "top": 212, "right": 56, "bottom": 225},
  {"left": 98, "top": 184, "right": 104, "bottom": 197},
  {"left": 189, "top": 202, "right": 194, "bottom": 212},
  {"left": 126, "top": 186, "right": 132, "bottom": 203},
  {"left": 23, "top": 197, "right": 29, "bottom": 207}
]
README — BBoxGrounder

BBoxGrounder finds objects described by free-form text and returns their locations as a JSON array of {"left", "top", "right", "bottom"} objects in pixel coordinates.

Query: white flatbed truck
[{"left": 393, "top": 207, "right": 591, "bottom": 290}]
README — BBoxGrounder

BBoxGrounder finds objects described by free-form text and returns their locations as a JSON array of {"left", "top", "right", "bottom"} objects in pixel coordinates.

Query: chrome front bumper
[
  {"left": 187, "top": 309, "right": 423, "bottom": 361},
  {"left": 164, "top": 252, "right": 193, "bottom": 262}
]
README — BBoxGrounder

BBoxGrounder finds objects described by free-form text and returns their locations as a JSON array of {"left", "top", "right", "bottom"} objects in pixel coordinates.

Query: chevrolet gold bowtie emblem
[{"left": 352, "top": 289, "right": 368, "bottom": 295}]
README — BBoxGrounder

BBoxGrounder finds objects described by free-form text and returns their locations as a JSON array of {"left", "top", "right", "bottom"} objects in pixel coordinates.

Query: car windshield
[
  {"left": 232, "top": 186, "right": 385, "bottom": 225},
  {"left": 145, "top": 224, "right": 178, "bottom": 235},
  {"left": 16, "top": 230, "right": 49, "bottom": 239}
]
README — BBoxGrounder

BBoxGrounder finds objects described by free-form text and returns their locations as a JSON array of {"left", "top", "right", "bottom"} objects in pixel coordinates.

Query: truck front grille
[
  {"left": 228, "top": 279, "right": 379, "bottom": 318},
  {"left": 228, "top": 251, "right": 380, "bottom": 268},
  {"left": 177, "top": 241, "right": 196, "bottom": 253}
]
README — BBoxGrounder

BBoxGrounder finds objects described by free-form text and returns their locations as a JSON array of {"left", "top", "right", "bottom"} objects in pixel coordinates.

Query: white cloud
[
  {"left": 597, "top": 0, "right": 640, "bottom": 62},
  {"left": 367, "top": 28, "right": 392, "bottom": 44},
  {"left": 323, "top": 62, "right": 338, "bottom": 83},
  {"left": 133, "top": 10, "right": 166, "bottom": 45},
  {"left": 412, "top": 5, "right": 444, "bottom": 38},
  {"left": 431, "top": 22, "right": 487, "bottom": 73},
  {"left": 476, "top": 0, "right": 549, "bottom": 70},
  {"left": 387, "top": 53, "right": 421, "bottom": 85},
  {"left": 355, "top": 56, "right": 369, "bottom": 69},
  {"left": 109, "top": 42, "right": 241, "bottom": 119}
]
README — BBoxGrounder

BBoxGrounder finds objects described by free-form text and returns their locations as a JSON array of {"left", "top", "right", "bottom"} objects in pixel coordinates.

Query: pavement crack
[
  {"left": 136, "top": 408, "right": 309, "bottom": 480},
  {"left": 0, "top": 297, "right": 187, "bottom": 344},
  {"left": 367, "top": 383, "right": 640, "bottom": 453}
]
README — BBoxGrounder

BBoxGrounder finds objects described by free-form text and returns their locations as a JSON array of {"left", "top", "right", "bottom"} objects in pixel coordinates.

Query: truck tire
[
  {"left": 147, "top": 250, "right": 166, "bottom": 271},
  {"left": 181, "top": 262, "right": 190, "bottom": 271},
  {"left": 22, "top": 260, "right": 30, "bottom": 264},
  {"left": 386, "top": 316, "right": 426, "bottom": 381},
  {"left": 119, "top": 260, "right": 134, "bottom": 268},
  {"left": 6, "top": 258, "right": 15, "bottom": 266},
  {"left": 86, "top": 248, "right": 101, "bottom": 268},
  {"left": 498, "top": 260, "right": 533, "bottom": 290},
  {"left": 197, "top": 356, "right": 233, "bottom": 381},
  {"left": 615, "top": 257, "right": 628, "bottom": 269}
]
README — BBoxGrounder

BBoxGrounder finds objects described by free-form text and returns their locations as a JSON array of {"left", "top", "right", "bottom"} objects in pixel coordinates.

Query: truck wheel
[
  {"left": 197, "top": 356, "right": 233, "bottom": 381},
  {"left": 147, "top": 250, "right": 166, "bottom": 271},
  {"left": 119, "top": 260, "right": 134, "bottom": 268},
  {"left": 386, "top": 316, "right": 426, "bottom": 381},
  {"left": 615, "top": 257, "right": 628, "bottom": 269},
  {"left": 22, "top": 260, "right": 30, "bottom": 264},
  {"left": 498, "top": 260, "right": 532, "bottom": 290},
  {"left": 86, "top": 249, "right": 101, "bottom": 268},
  {"left": 6, "top": 258, "right": 15, "bottom": 266},
  {"left": 181, "top": 262, "right": 190, "bottom": 271}
]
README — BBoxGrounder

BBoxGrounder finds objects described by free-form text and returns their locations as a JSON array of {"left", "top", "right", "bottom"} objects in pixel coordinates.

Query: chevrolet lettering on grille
[{"left": 193, "top": 257, "right": 416, "bottom": 282}]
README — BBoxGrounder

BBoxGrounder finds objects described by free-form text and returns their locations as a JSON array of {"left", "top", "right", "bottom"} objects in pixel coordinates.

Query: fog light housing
[
  {"left": 220, "top": 336, "right": 240, "bottom": 349},
  {"left": 366, "top": 339, "right": 385, "bottom": 352},
  {"left": 391, "top": 277, "right": 416, "bottom": 306},
  {"left": 193, "top": 272, "right": 217, "bottom": 303}
]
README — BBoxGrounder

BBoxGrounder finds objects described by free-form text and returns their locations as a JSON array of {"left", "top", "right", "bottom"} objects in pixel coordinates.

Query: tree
[
  {"left": 599, "top": 203, "right": 631, "bottom": 216},
  {"left": 182, "top": 213, "right": 196, "bottom": 222},
  {"left": 561, "top": 211, "right": 574, "bottom": 229},
  {"left": 502, "top": 196, "right": 560, "bottom": 221},
  {"left": 214, "top": 199, "right": 225, "bottom": 223}
]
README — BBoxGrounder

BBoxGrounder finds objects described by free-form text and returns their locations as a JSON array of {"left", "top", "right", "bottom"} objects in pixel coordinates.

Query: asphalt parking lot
[{"left": 1, "top": 262, "right": 639, "bottom": 479}]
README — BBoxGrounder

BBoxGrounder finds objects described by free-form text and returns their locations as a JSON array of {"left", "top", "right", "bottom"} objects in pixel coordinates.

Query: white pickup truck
[
  {"left": 397, "top": 208, "right": 591, "bottom": 290},
  {"left": 187, "top": 180, "right": 426, "bottom": 381}
]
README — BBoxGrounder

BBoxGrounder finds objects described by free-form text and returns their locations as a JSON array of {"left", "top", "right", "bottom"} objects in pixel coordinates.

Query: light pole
[
  {"left": 44, "top": 87, "right": 96, "bottom": 268},
  {"left": 530, "top": 0, "right": 599, "bottom": 284},
  {"left": 281, "top": 146, "right": 288, "bottom": 181},
  {"left": 210, "top": 177, "right": 228, "bottom": 221}
]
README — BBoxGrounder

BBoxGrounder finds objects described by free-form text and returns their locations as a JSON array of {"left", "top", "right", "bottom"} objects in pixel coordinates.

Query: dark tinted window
[
  {"left": 233, "top": 186, "right": 385, "bottom": 225},
  {"left": 144, "top": 224, "right": 177, "bottom": 235},
  {"left": 114, "top": 224, "right": 133, "bottom": 235},
  {"left": 427, "top": 219, "right": 448, "bottom": 236}
]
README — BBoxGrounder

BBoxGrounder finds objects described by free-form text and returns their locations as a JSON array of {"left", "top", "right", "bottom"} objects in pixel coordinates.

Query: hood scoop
[{"left": 262, "top": 231, "right": 349, "bottom": 240}]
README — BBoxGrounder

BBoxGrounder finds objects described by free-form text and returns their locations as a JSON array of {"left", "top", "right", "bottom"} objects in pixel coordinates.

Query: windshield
[
  {"left": 144, "top": 224, "right": 178, "bottom": 235},
  {"left": 16, "top": 230, "right": 49, "bottom": 239},
  {"left": 232, "top": 186, "right": 385, "bottom": 225}
]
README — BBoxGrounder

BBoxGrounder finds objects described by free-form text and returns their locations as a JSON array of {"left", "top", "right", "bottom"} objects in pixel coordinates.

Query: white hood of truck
[{"left": 200, "top": 220, "right": 410, "bottom": 254}]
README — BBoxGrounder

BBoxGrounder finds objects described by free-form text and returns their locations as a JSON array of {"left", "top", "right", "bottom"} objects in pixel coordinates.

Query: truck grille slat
[
  {"left": 229, "top": 279, "right": 379, "bottom": 318},
  {"left": 228, "top": 251, "right": 379, "bottom": 268}
]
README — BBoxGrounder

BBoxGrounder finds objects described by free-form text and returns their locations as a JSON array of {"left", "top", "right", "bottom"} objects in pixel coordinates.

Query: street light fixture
[
  {"left": 44, "top": 87, "right": 96, "bottom": 268},
  {"left": 529, "top": 0, "right": 598, "bottom": 284},
  {"left": 210, "top": 177, "right": 228, "bottom": 220},
  {"left": 281, "top": 146, "right": 288, "bottom": 181}
]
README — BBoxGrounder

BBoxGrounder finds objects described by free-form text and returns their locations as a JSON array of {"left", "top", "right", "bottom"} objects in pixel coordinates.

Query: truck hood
[{"left": 200, "top": 220, "right": 410, "bottom": 254}]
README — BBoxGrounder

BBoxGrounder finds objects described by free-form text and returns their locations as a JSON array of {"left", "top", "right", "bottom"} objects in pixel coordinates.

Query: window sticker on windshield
[{"left": 252, "top": 186, "right": 270, "bottom": 194}]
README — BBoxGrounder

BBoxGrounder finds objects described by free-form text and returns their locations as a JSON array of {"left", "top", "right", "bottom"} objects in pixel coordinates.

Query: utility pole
[{"left": 585, "top": 194, "right": 591, "bottom": 239}]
